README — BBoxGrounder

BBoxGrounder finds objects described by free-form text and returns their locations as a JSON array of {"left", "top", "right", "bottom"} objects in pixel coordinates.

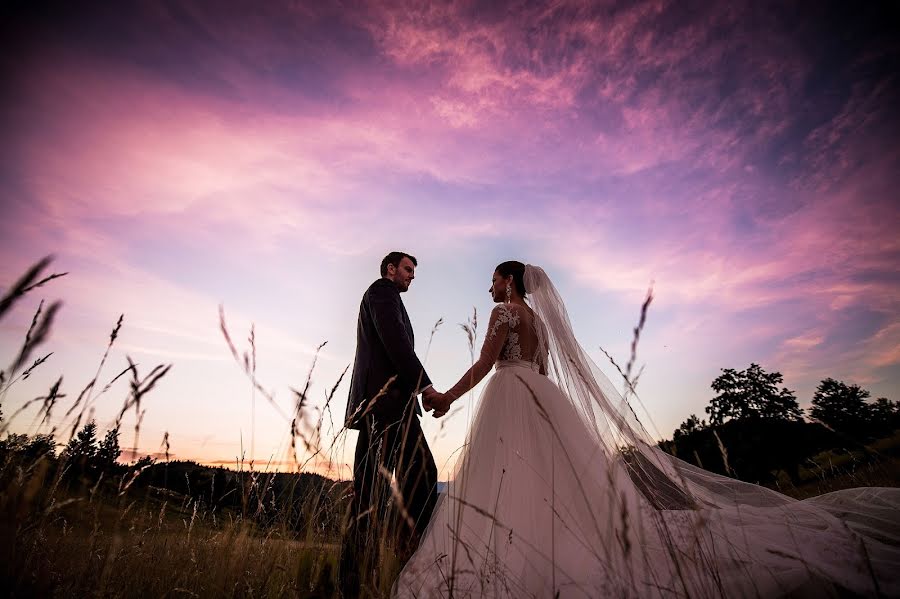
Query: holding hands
[{"left": 422, "top": 387, "right": 454, "bottom": 418}]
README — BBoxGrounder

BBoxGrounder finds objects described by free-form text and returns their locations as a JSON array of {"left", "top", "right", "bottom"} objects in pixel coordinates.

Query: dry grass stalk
[
  {"left": 8, "top": 298, "right": 62, "bottom": 377},
  {"left": 423, "top": 317, "right": 444, "bottom": 365},
  {"left": 219, "top": 305, "right": 288, "bottom": 422},
  {"left": 445, "top": 306, "right": 478, "bottom": 596},
  {"left": 0, "top": 255, "right": 67, "bottom": 319},
  {"left": 625, "top": 286, "right": 653, "bottom": 385},
  {"left": 289, "top": 341, "right": 328, "bottom": 463},
  {"left": 712, "top": 429, "right": 733, "bottom": 477},
  {"left": 63, "top": 315, "right": 126, "bottom": 442},
  {"left": 0, "top": 375, "right": 66, "bottom": 435},
  {"left": 459, "top": 307, "right": 478, "bottom": 363},
  {"left": 299, "top": 365, "right": 349, "bottom": 472}
]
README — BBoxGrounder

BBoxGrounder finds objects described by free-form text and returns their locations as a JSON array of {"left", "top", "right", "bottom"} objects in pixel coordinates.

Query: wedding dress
[{"left": 394, "top": 265, "right": 900, "bottom": 598}]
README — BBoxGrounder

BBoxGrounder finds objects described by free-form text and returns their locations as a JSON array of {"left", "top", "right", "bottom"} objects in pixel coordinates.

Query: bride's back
[{"left": 490, "top": 302, "right": 548, "bottom": 370}]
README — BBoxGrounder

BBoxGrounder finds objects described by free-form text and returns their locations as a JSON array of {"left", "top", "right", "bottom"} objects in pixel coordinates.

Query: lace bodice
[
  {"left": 446, "top": 302, "right": 548, "bottom": 399},
  {"left": 486, "top": 303, "right": 547, "bottom": 368}
]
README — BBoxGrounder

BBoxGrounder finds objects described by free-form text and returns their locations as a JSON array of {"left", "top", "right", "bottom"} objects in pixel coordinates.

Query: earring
[{"left": 505, "top": 284, "right": 512, "bottom": 303}]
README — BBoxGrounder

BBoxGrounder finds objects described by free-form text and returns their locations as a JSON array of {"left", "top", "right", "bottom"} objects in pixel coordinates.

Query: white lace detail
[
  {"left": 488, "top": 304, "right": 522, "bottom": 362},
  {"left": 503, "top": 332, "right": 522, "bottom": 360},
  {"left": 487, "top": 304, "right": 519, "bottom": 339}
]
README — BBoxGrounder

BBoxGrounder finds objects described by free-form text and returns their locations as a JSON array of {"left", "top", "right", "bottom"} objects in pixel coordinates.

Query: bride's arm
[{"left": 444, "top": 305, "right": 513, "bottom": 401}]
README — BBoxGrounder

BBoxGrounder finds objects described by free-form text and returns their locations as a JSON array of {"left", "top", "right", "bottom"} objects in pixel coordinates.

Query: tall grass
[
  {"left": 0, "top": 258, "right": 433, "bottom": 598},
  {"left": 1, "top": 258, "right": 897, "bottom": 598},
  {"left": 0, "top": 259, "right": 345, "bottom": 597}
]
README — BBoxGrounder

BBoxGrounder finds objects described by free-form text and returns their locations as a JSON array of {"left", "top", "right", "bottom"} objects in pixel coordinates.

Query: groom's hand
[{"left": 422, "top": 386, "right": 438, "bottom": 411}]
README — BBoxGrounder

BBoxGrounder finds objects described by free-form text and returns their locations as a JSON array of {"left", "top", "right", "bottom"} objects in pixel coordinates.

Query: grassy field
[
  {"left": 0, "top": 460, "right": 352, "bottom": 598},
  {"left": 2, "top": 258, "right": 898, "bottom": 598},
  {"left": 2, "top": 440, "right": 898, "bottom": 598},
  {"left": 769, "top": 431, "right": 900, "bottom": 499},
  {"left": 0, "top": 258, "right": 397, "bottom": 598}
]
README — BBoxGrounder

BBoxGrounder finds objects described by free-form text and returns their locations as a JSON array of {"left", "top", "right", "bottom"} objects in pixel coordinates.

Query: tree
[
  {"left": 24, "top": 433, "right": 56, "bottom": 461},
  {"left": 97, "top": 426, "right": 121, "bottom": 469},
  {"left": 0, "top": 432, "right": 56, "bottom": 465},
  {"left": 0, "top": 432, "right": 28, "bottom": 455},
  {"left": 810, "top": 378, "right": 872, "bottom": 438},
  {"left": 672, "top": 414, "right": 706, "bottom": 441},
  {"left": 63, "top": 420, "right": 99, "bottom": 464},
  {"left": 871, "top": 397, "right": 899, "bottom": 434},
  {"left": 706, "top": 364, "right": 803, "bottom": 425},
  {"left": 810, "top": 379, "right": 898, "bottom": 439}
]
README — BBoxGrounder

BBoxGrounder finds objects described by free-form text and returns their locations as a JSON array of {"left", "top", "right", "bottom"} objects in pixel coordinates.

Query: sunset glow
[{"left": 2, "top": 1, "right": 898, "bottom": 479}]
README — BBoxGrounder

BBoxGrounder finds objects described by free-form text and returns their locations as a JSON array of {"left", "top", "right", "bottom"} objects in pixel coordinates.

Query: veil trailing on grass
[{"left": 523, "top": 263, "right": 900, "bottom": 596}]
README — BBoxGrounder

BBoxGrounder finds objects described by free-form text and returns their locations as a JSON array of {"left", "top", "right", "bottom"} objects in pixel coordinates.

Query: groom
[{"left": 339, "top": 251, "right": 439, "bottom": 595}]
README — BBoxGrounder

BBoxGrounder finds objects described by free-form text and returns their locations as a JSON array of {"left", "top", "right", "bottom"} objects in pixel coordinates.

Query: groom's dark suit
[
  {"left": 345, "top": 277, "right": 432, "bottom": 427},
  {"left": 340, "top": 277, "right": 438, "bottom": 594}
]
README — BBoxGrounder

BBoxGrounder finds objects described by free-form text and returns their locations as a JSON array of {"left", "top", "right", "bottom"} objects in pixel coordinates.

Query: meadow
[
  {"left": 0, "top": 258, "right": 409, "bottom": 598},
  {"left": 1, "top": 259, "right": 898, "bottom": 598}
]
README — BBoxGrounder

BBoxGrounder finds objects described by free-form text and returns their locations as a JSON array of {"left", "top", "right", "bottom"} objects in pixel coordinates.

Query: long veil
[
  {"left": 524, "top": 264, "right": 900, "bottom": 596},
  {"left": 525, "top": 264, "right": 692, "bottom": 503}
]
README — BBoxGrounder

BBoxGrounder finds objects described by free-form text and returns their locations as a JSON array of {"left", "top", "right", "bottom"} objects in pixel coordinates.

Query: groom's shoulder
[{"left": 365, "top": 278, "right": 396, "bottom": 298}]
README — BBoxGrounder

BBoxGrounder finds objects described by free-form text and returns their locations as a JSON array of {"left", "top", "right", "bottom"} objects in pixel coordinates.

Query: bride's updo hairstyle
[{"left": 495, "top": 260, "right": 527, "bottom": 298}]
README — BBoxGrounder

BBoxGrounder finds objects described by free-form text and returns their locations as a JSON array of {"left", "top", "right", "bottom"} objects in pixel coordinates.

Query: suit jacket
[{"left": 345, "top": 278, "right": 432, "bottom": 429}]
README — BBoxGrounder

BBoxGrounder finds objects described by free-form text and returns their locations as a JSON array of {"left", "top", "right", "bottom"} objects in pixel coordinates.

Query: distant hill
[{"left": 131, "top": 460, "right": 349, "bottom": 533}]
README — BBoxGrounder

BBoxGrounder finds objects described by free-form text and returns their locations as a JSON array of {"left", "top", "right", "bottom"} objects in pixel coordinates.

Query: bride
[{"left": 394, "top": 261, "right": 900, "bottom": 598}]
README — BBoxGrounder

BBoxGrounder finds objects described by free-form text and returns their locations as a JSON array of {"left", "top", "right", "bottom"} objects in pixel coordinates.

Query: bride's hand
[{"left": 432, "top": 393, "right": 453, "bottom": 418}]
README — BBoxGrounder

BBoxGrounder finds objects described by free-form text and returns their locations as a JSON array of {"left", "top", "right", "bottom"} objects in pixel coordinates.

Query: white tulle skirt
[{"left": 393, "top": 361, "right": 900, "bottom": 598}]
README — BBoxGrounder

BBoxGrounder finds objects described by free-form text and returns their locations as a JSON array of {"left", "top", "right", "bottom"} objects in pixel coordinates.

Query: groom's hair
[{"left": 381, "top": 251, "right": 418, "bottom": 276}]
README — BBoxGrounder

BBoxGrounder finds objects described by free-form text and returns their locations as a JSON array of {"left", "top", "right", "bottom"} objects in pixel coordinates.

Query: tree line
[
  {"left": 673, "top": 364, "right": 898, "bottom": 441},
  {"left": 0, "top": 419, "right": 126, "bottom": 472},
  {"left": 0, "top": 411, "right": 345, "bottom": 535},
  {"left": 663, "top": 363, "right": 899, "bottom": 485}
]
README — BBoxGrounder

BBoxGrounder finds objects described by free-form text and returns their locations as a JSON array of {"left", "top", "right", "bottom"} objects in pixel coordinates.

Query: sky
[{"left": 1, "top": 0, "right": 898, "bottom": 479}]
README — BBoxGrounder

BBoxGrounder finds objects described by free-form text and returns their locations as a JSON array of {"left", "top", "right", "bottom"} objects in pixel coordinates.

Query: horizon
[{"left": 2, "top": 0, "right": 898, "bottom": 480}]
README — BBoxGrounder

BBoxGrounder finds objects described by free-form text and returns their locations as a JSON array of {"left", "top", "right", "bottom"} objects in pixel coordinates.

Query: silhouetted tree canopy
[
  {"left": 672, "top": 414, "right": 706, "bottom": 441},
  {"left": 706, "top": 364, "right": 803, "bottom": 425},
  {"left": 661, "top": 366, "right": 898, "bottom": 485},
  {"left": 811, "top": 379, "right": 899, "bottom": 439},
  {"left": 0, "top": 432, "right": 56, "bottom": 461},
  {"left": 97, "top": 426, "right": 121, "bottom": 468},
  {"left": 872, "top": 397, "right": 900, "bottom": 431},
  {"left": 63, "top": 420, "right": 98, "bottom": 464}
]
